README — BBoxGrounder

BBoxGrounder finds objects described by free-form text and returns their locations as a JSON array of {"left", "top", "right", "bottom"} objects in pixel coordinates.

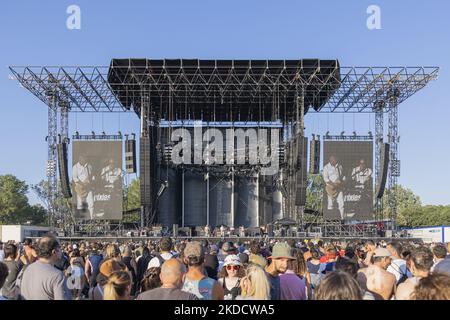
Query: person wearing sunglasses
[{"left": 218, "top": 255, "right": 244, "bottom": 300}]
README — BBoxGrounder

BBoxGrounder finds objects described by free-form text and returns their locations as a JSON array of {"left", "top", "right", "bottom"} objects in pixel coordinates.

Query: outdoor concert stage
[{"left": 10, "top": 59, "right": 438, "bottom": 238}]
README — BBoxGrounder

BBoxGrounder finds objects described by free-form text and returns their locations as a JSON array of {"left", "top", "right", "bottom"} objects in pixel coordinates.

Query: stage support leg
[
  {"left": 374, "top": 100, "right": 385, "bottom": 226},
  {"left": 46, "top": 89, "right": 58, "bottom": 229},
  {"left": 388, "top": 89, "right": 400, "bottom": 232}
]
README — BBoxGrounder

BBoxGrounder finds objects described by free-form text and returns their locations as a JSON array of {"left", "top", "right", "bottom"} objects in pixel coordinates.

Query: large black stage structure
[{"left": 10, "top": 59, "right": 438, "bottom": 238}]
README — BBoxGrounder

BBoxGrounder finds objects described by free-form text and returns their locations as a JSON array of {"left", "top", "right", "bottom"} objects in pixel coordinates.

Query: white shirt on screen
[
  {"left": 323, "top": 163, "right": 344, "bottom": 184},
  {"left": 72, "top": 162, "right": 92, "bottom": 183}
]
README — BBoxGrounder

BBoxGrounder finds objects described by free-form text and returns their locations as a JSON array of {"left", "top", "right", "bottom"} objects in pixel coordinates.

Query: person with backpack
[
  {"left": 387, "top": 242, "right": 410, "bottom": 285},
  {"left": 147, "top": 237, "right": 174, "bottom": 269},
  {"left": 84, "top": 243, "right": 103, "bottom": 289}
]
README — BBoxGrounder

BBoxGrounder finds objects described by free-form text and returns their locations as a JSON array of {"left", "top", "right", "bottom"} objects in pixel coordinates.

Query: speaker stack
[
  {"left": 140, "top": 137, "right": 152, "bottom": 206},
  {"left": 309, "top": 138, "right": 320, "bottom": 174},
  {"left": 376, "top": 143, "right": 390, "bottom": 199},
  {"left": 125, "top": 138, "right": 136, "bottom": 174},
  {"left": 57, "top": 142, "right": 72, "bottom": 198},
  {"left": 295, "top": 136, "right": 308, "bottom": 206}
]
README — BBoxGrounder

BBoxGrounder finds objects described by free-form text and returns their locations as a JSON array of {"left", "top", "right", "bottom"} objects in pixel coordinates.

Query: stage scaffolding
[{"left": 9, "top": 61, "right": 438, "bottom": 235}]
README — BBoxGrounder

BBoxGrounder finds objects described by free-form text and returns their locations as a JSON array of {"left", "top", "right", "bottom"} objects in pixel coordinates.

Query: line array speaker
[
  {"left": 57, "top": 142, "right": 72, "bottom": 198},
  {"left": 125, "top": 139, "right": 137, "bottom": 174},
  {"left": 309, "top": 139, "right": 320, "bottom": 174},
  {"left": 295, "top": 136, "right": 308, "bottom": 206},
  {"left": 376, "top": 143, "right": 390, "bottom": 199},
  {"left": 140, "top": 137, "right": 152, "bottom": 205}
]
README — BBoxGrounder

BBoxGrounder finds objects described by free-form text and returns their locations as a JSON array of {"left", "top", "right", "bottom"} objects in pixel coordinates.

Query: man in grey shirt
[{"left": 20, "top": 235, "right": 71, "bottom": 300}]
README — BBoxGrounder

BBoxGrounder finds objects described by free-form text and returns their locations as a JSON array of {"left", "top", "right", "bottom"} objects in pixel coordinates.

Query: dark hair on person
[
  {"left": 141, "top": 267, "right": 162, "bottom": 292},
  {"left": 387, "top": 241, "right": 403, "bottom": 257},
  {"left": 159, "top": 237, "right": 173, "bottom": 252},
  {"left": 335, "top": 256, "right": 358, "bottom": 278},
  {"left": 432, "top": 244, "right": 447, "bottom": 259},
  {"left": 315, "top": 271, "right": 362, "bottom": 300},
  {"left": 411, "top": 246, "right": 434, "bottom": 272},
  {"left": 0, "top": 262, "right": 8, "bottom": 289},
  {"left": 413, "top": 272, "right": 450, "bottom": 300},
  {"left": 310, "top": 248, "right": 320, "bottom": 260},
  {"left": 36, "top": 234, "right": 60, "bottom": 258},
  {"left": 287, "top": 239, "right": 296, "bottom": 248},
  {"left": 249, "top": 241, "right": 260, "bottom": 255},
  {"left": 23, "top": 238, "right": 33, "bottom": 246},
  {"left": 292, "top": 249, "right": 308, "bottom": 277},
  {"left": 186, "top": 256, "right": 204, "bottom": 267},
  {"left": 317, "top": 240, "right": 324, "bottom": 248},
  {"left": 4, "top": 243, "right": 18, "bottom": 259}
]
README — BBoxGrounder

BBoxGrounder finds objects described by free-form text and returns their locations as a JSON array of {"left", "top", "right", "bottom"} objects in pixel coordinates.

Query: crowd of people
[{"left": 0, "top": 235, "right": 449, "bottom": 300}]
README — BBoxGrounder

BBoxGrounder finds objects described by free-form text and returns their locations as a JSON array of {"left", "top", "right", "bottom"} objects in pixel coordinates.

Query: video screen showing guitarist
[
  {"left": 323, "top": 155, "right": 346, "bottom": 220},
  {"left": 72, "top": 155, "right": 95, "bottom": 219}
]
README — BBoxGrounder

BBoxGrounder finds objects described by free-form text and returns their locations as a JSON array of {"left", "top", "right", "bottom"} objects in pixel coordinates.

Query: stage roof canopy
[{"left": 10, "top": 59, "right": 438, "bottom": 119}]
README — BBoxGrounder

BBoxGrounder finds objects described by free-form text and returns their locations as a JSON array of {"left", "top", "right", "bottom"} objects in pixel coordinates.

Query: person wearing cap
[
  {"left": 265, "top": 242, "right": 296, "bottom": 300},
  {"left": 217, "top": 241, "right": 238, "bottom": 272},
  {"left": 357, "top": 247, "right": 396, "bottom": 300},
  {"left": 218, "top": 255, "right": 244, "bottom": 300},
  {"left": 181, "top": 241, "right": 224, "bottom": 300}
]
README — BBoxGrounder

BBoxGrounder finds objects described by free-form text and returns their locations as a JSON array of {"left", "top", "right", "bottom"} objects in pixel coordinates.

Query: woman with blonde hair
[
  {"left": 103, "top": 271, "right": 132, "bottom": 300},
  {"left": 105, "top": 244, "right": 121, "bottom": 261},
  {"left": 236, "top": 263, "right": 271, "bottom": 300}
]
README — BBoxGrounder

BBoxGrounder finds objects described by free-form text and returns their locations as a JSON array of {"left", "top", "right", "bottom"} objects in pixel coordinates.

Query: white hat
[
  {"left": 72, "top": 244, "right": 78, "bottom": 249},
  {"left": 223, "top": 254, "right": 242, "bottom": 267}
]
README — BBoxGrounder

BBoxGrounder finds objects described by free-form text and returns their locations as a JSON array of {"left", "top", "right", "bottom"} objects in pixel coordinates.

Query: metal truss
[
  {"left": 46, "top": 90, "right": 58, "bottom": 229},
  {"left": 374, "top": 101, "right": 385, "bottom": 223},
  {"left": 9, "top": 63, "right": 439, "bottom": 115},
  {"left": 388, "top": 92, "right": 400, "bottom": 231},
  {"left": 323, "top": 134, "right": 373, "bottom": 141}
]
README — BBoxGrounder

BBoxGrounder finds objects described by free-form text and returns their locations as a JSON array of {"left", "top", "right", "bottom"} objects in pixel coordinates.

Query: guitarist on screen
[
  {"left": 323, "top": 155, "right": 346, "bottom": 220},
  {"left": 72, "top": 155, "right": 95, "bottom": 219}
]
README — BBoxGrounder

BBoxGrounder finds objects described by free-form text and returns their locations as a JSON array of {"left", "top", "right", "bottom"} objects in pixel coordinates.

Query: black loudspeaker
[
  {"left": 173, "top": 224, "right": 178, "bottom": 237},
  {"left": 57, "top": 142, "right": 72, "bottom": 198},
  {"left": 376, "top": 143, "right": 390, "bottom": 199},
  {"left": 309, "top": 139, "right": 320, "bottom": 174},
  {"left": 140, "top": 137, "right": 152, "bottom": 205},
  {"left": 125, "top": 139, "right": 136, "bottom": 174},
  {"left": 295, "top": 136, "right": 308, "bottom": 206}
]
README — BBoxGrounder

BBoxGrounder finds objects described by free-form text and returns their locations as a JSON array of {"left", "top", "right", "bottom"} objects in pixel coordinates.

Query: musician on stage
[
  {"left": 351, "top": 159, "right": 372, "bottom": 190},
  {"left": 101, "top": 158, "right": 122, "bottom": 190},
  {"left": 72, "top": 155, "right": 95, "bottom": 219},
  {"left": 323, "top": 155, "right": 346, "bottom": 220}
]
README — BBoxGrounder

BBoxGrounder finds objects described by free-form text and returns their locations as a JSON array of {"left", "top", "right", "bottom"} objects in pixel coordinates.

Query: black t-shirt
[
  {"left": 136, "top": 287, "right": 198, "bottom": 300},
  {"left": 2, "top": 260, "right": 23, "bottom": 299},
  {"left": 204, "top": 254, "right": 219, "bottom": 280}
]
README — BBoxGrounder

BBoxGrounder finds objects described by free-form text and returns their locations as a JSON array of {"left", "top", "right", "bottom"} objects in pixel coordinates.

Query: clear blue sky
[{"left": 1, "top": 0, "right": 449, "bottom": 205}]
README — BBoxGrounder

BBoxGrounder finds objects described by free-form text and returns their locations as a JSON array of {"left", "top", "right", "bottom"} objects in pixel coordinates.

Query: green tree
[
  {"left": 382, "top": 185, "right": 422, "bottom": 227},
  {"left": 31, "top": 180, "right": 72, "bottom": 224},
  {"left": 123, "top": 179, "right": 140, "bottom": 223},
  {"left": 0, "top": 175, "right": 48, "bottom": 225},
  {"left": 0, "top": 174, "right": 31, "bottom": 224}
]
